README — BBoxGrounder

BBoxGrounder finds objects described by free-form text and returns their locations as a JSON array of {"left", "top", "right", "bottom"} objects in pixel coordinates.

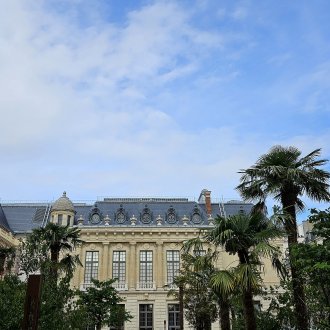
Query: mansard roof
[
  {"left": 0, "top": 194, "right": 253, "bottom": 234},
  {"left": 0, "top": 204, "right": 12, "bottom": 233}
]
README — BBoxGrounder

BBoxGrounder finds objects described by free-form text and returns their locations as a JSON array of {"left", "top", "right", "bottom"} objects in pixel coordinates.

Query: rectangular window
[
  {"left": 166, "top": 251, "right": 180, "bottom": 285},
  {"left": 112, "top": 251, "right": 126, "bottom": 284},
  {"left": 84, "top": 251, "right": 99, "bottom": 284},
  {"left": 139, "top": 251, "right": 153, "bottom": 285},
  {"left": 58, "top": 214, "right": 63, "bottom": 225},
  {"left": 168, "top": 304, "right": 180, "bottom": 330},
  {"left": 139, "top": 304, "right": 153, "bottom": 330}
]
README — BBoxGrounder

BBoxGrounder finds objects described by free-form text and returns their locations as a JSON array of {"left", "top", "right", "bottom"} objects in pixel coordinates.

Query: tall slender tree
[
  {"left": 205, "top": 212, "right": 283, "bottom": 330},
  {"left": 237, "top": 145, "right": 330, "bottom": 330}
]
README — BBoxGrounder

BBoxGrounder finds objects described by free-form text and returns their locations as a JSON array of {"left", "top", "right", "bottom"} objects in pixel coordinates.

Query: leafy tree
[
  {"left": 237, "top": 145, "right": 330, "bottom": 330},
  {"left": 18, "top": 223, "right": 83, "bottom": 330},
  {"left": 0, "top": 274, "right": 26, "bottom": 330},
  {"left": 292, "top": 208, "right": 330, "bottom": 328},
  {"left": 77, "top": 278, "right": 132, "bottom": 330},
  {"left": 0, "top": 246, "right": 15, "bottom": 278},
  {"left": 181, "top": 239, "right": 233, "bottom": 330},
  {"left": 205, "top": 212, "right": 284, "bottom": 330},
  {"left": 309, "top": 207, "right": 330, "bottom": 242}
]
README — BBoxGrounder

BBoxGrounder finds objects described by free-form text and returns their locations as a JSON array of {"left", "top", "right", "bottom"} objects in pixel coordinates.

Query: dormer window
[
  {"left": 166, "top": 206, "right": 177, "bottom": 224},
  {"left": 141, "top": 205, "right": 152, "bottom": 224},
  {"left": 115, "top": 205, "right": 127, "bottom": 224}
]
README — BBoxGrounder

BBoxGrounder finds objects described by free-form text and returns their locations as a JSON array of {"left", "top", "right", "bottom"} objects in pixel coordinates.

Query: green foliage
[
  {"left": 0, "top": 275, "right": 26, "bottom": 330},
  {"left": 19, "top": 223, "right": 83, "bottom": 279},
  {"left": 170, "top": 250, "right": 218, "bottom": 330},
  {"left": 0, "top": 246, "right": 15, "bottom": 276},
  {"left": 236, "top": 146, "right": 330, "bottom": 330},
  {"left": 309, "top": 207, "right": 330, "bottom": 242},
  {"left": 260, "top": 208, "right": 330, "bottom": 329},
  {"left": 290, "top": 208, "right": 330, "bottom": 328},
  {"left": 77, "top": 278, "right": 132, "bottom": 330},
  {"left": 18, "top": 223, "right": 85, "bottom": 329}
]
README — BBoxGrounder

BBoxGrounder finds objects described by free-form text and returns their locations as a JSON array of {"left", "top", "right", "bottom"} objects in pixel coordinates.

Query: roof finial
[{"left": 63, "top": 191, "right": 66, "bottom": 197}]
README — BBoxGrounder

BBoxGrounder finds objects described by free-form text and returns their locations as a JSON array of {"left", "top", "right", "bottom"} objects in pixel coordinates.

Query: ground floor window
[
  {"left": 168, "top": 304, "right": 180, "bottom": 330},
  {"left": 139, "top": 304, "right": 153, "bottom": 330}
]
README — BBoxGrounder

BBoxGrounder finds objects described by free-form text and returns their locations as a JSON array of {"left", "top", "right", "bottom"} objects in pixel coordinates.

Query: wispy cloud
[{"left": 0, "top": 0, "right": 329, "bottom": 208}]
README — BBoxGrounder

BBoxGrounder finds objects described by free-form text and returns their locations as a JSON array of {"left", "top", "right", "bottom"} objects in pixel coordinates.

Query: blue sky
[{"left": 0, "top": 0, "right": 329, "bottom": 218}]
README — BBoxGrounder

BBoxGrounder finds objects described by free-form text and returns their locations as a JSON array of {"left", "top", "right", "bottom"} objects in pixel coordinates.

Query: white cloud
[{"left": 0, "top": 0, "right": 329, "bottom": 207}]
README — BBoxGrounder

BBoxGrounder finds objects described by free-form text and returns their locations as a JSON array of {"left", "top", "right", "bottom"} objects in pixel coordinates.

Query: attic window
[{"left": 58, "top": 214, "right": 63, "bottom": 225}]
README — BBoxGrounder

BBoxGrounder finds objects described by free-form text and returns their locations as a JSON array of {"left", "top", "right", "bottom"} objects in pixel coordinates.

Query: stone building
[{"left": 0, "top": 189, "right": 282, "bottom": 330}]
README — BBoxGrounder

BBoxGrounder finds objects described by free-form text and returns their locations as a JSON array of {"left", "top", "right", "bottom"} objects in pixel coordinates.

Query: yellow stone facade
[
  {"left": 70, "top": 226, "right": 283, "bottom": 330},
  {"left": 0, "top": 191, "right": 284, "bottom": 330}
]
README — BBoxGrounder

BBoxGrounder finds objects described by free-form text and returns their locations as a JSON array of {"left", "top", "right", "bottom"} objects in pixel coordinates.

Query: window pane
[
  {"left": 168, "top": 304, "right": 180, "bottom": 330},
  {"left": 139, "top": 251, "right": 153, "bottom": 283},
  {"left": 139, "top": 304, "right": 153, "bottom": 330},
  {"left": 167, "top": 251, "right": 180, "bottom": 285},
  {"left": 113, "top": 251, "right": 126, "bottom": 283},
  {"left": 84, "top": 251, "right": 99, "bottom": 283}
]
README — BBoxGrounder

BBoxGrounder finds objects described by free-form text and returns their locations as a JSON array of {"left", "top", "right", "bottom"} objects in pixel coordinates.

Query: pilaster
[
  {"left": 102, "top": 242, "right": 109, "bottom": 280},
  {"left": 129, "top": 242, "right": 137, "bottom": 289},
  {"left": 156, "top": 241, "right": 164, "bottom": 289}
]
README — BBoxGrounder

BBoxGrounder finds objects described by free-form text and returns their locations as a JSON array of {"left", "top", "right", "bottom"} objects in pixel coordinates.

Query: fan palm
[
  {"left": 28, "top": 222, "right": 82, "bottom": 281},
  {"left": 237, "top": 145, "right": 330, "bottom": 330},
  {"left": 205, "top": 212, "right": 283, "bottom": 330}
]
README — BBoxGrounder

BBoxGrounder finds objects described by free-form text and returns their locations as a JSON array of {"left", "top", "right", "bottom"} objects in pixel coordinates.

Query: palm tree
[
  {"left": 27, "top": 222, "right": 82, "bottom": 281},
  {"left": 205, "top": 212, "right": 283, "bottom": 330},
  {"left": 210, "top": 269, "right": 235, "bottom": 330},
  {"left": 237, "top": 145, "right": 330, "bottom": 330}
]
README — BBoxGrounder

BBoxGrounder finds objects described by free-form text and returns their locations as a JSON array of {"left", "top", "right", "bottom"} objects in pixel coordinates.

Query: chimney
[
  {"left": 198, "top": 189, "right": 212, "bottom": 216},
  {"left": 204, "top": 190, "right": 212, "bottom": 216}
]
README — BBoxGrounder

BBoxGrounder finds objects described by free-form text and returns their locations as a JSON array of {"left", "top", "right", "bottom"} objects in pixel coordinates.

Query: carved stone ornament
[
  {"left": 104, "top": 215, "right": 110, "bottom": 225},
  {"left": 182, "top": 215, "right": 189, "bottom": 226},
  {"left": 130, "top": 215, "right": 137, "bottom": 226},
  {"left": 78, "top": 215, "right": 84, "bottom": 226},
  {"left": 156, "top": 215, "right": 163, "bottom": 226},
  {"left": 208, "top": 215, "right": 214, "bottom": 226}
]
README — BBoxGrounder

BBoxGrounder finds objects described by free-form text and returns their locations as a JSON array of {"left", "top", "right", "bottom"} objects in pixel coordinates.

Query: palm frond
[{"left": 211, "top": 270, "right": 236, "bottom": 295}]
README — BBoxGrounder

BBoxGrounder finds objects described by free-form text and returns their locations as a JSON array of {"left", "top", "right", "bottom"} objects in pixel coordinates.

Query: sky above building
[{"left": 1, "top": 0, "right": 329, "bottom": 217}]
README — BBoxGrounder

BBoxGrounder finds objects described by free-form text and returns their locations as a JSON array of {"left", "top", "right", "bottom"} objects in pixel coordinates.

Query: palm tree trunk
[
  {"left": 50, "top": 247, "right": 60, "bottom": 283},
  {"left": 242, "top": 289, "right": 257, "bottom": 330},
  {"left": 219, "top": 298, "right": 231, "bottom": 330},
  {"left": 282, "top": 193, "right": 309, "bottom": 330},
  {"left": 238, "top": 250, "right": 257, "bottom": 330}
]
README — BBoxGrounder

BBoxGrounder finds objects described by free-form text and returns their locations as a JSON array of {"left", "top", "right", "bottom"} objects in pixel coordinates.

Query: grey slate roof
[
  {"left": 75, "top": 200, "right": 209, "bottom": 227},
  {"left": 0, "top": 204, "right": 12, "bottom": 232},
  {"left": 1, "top": 204, "right": 50, "bottom": 233},
  {"left": 0, "top": 197, "right": 254, "bottom": 234}
]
